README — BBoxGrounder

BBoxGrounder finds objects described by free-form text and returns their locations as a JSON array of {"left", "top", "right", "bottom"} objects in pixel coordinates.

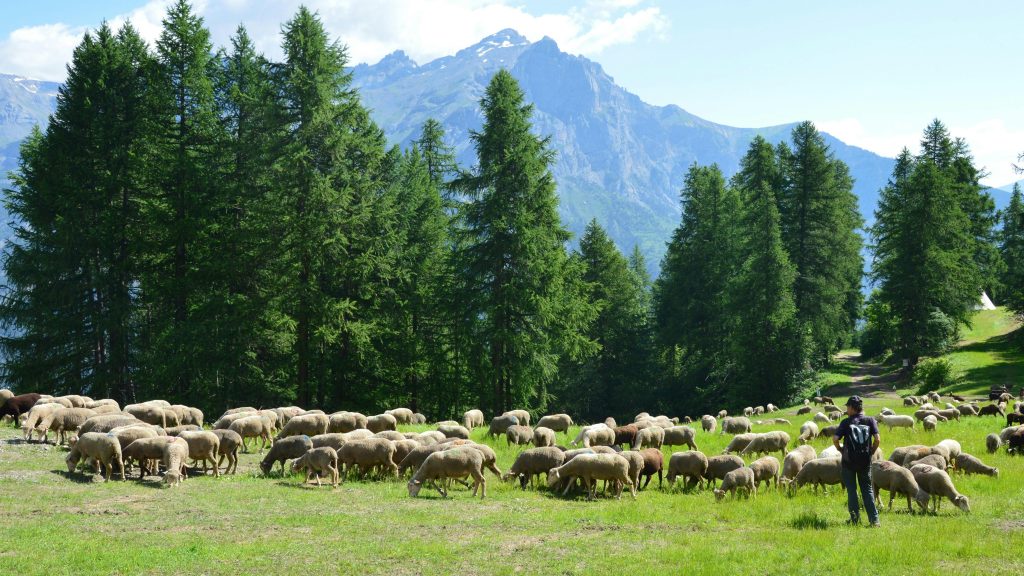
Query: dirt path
[{"left": 825, "top": 352, "right": 905, "bottom": 398}]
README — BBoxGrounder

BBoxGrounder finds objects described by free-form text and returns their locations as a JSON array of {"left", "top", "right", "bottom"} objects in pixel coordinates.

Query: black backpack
[{"left": 845, "top": 419, "right": 874, "bottom": 469}]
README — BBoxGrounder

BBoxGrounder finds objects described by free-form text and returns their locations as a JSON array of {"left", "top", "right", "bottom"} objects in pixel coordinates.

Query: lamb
[
  {"left": 638, "top": 448, "right": 664, "bottom": 489},
  {"left": 366, "top": 413, "right": 398, "bottom": 433},
  {"left": 986, "top": 433, "right": 1002, "bottom": 454},
  {"left": 328, "top": 412, "right": 367, "bottom": 433},
  {"left": 923, "top": 415, "right": 937, "bottom": 432},
  {"left": 162, "top": 437, "right": 190, "bottom": 486},
  {"left": 701, "top": 415, "right": 717, "bottom": 433},
  {"left": 36, "top": 407, "right": 96, "bottom": 444},
  {"left": 879, "top": 414, "right": 915, "bottom": 431},
  {"left": 910, "top": 464, "right": 970, "bottom": 514},
  {"left": 463, "top": 409, "right": 485, "bottom": 430},
  {"left": 749, "top": 456, "right": 780, "bottom": 491},
  {"left": 662, "top": 426, "right": 698, "bottom": 450},
  {"left": 438, "top": 424, "right": 470, "bottom": 439},
  {"left": 798, "top": 421, "right": 819, "bottom": 444},
  {"left": 338, "top": 438, "right": 398, "bottom": 480},
  {"left": 953, "top": 453, "right": 998, "bottom": 477},
  {"left": 613, "top": 424, "right": 639, "bottom": 448},
  {"left": 704, "top": 455, "right": 745, "bottom": 489},
  {"left": 546, "top": 453, "right": 636, "bottom": 500},
  {"left": 278, "top": 413, "right": 329, "bottom": 439},
  {"left": 666, "top": 451, "right": 708, "bottom": 490},
  {"left": 813, "top": 412, "right": 832, "bottom": 424},
  {"left": 487, "top": 414, "right": 519, "bottom": 438},
  {"left": 178, "top": 431, "right": 220, "bottom": 477},
  {"left": 789, "top": 457, "right": 842, "bottom": 494},
  {"left": 211, "top": 429, "right": 242, "bottom": 474},
  {"left": 870, "top": 460, "right": 920, "bottom": 512},
  {"left": 532, "top": 426, "right": 556, "bottom": 447},
  {"left": 259, "top": 435, "right": 314, "bottom": 476},
  {"left": 722, "top": 433, "right": 756, "bottom": 455},
  {"left": 408, "top": 446, "right": 486, "bottom": 499},
  {"left": 781, "top": 445, "right": 817, "bottom": 484},
  {"left": 506, "top": 425, "right": 535, "bottom": 447},
  {"left": 633, "top": 426, "right": 665, "bottom": 449},
  {"left": 536, "top": 414, "right": 572, "bottom": 434},
  {"left": 503, "top": 447, "right": 566, "bottom": 488},
  {"left": 503, "top": 410, "right": 531, "bottom": 427},
  {"left": 720, "top": 416, "right": 752, "bottom": 434},
  {"left": 291, "top": 446, "right": 340, "bottom": 486},
  {"left": 740, "top": 431, "right": 790, "bottom": 458},
  {"left": 385, "top": 408, "right": 414, "bottom": 425},
  {"left": 66, "top": 432, "right": 125, "bottom": 481},
  {"left": 713, "top": 466, "right": 756, "bottom": 501},
  {"left": 229, "top": 415, "right": 273, "bottom": 453}
]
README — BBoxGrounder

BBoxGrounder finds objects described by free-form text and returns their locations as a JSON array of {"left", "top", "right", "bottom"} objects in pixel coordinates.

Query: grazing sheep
[
  {"left": 953, "top": 453, "right": 998, "bottom": 477},
  {"left": 634, "top": 426, "right": 665, "bottom": 449},
  {"left": 573, "top": 424, "right": 615, "bottom": 448},
  {"left": 638, "top": 448, "right": 664, "bottom": 489},
  {"left": 1007, "top": 412, "right": 1024, "bottom": 427},
  {"left": 740, "top": 431, "right": 790, "bottom": 458},
  {"left": 503, "top": 447, "right": 566, "bottom": 489},
  {"left": 506, "top": 425, "right": 535, "bottom": 447},
  {"left": 311, "top": 433, "right": 348, "bottom": 453},
  {"left": 438, "top": 424, "right": 470, "bottom": 439},
  {"left": 662, "top": 426, "right": 698, "bottom": 450},
  {"left": 121, "top": 437, "right": 175, "bottom": 477},
  {"left": 124, "top": 404, "right": 167, "bottom": 428},
  {"left": 375, "top": 430, "right": 408, "bottom": 443},
  {"left": 386, "top": 408, "right": 414, "bottom": 425},
  {"left": 259, "top": 435, "right": 314, "bottom": 476},
  {"left": 279, "top": 413, "right": 329, "bottom": 439},
  {"left": 717, "top": 410, "right": 728, "bottom": 419},
  {"left": 879, "top": 414, "right": 915, "bottom": 431},
  {"left": 879, "top": 408, "right": 895, "bottom": 416},
  {"left": 36, "top": 407, "right": 96, "bottom": 444},
  {"left": 986, "top": 433, "right": 1001, "bottom": 454},
  {"left": 66, "top": 432, "right": 125, "bottom": 481},
  {"left": 713, "top": 467, "right": 756, "bottom": 501},
  {"left": 463, "top": 409, "right": 485, "bottom": 430},
  {"left": 220, "top": 406, "right": 258, "bottom": 418},
  {"left": 813, "top": 412, "right": 832, "bottom": 424},
  {"left": 753, "top": 406, "right": 765, "bottom": 415},
  {"left": 701, "top": 415, "right": 717, "bottom": 433},
  {"left": 824, "top": 404, "right": 841, "bottom": 415},
  {"left": 722, "top": 433, "right": 757, "bottom": 455},
  {"left": 720, "top": 416, "right": 752, "bottom": 435},
  {"left": 487, "top": 414, "right": 520, "bottom": 438},
  {"left": 328, "top": 412, "right": 367, "bottom": 433},
  {"left": 162, "top": 438, "right": 190, "bottom": 486},
  {"left": 749, "top": 456, "right": 780, "bottom": 491},
  {"left": 910, "top": 464, "right": 970, "bottom": 514},
  {"left": 532, "top": 426, "right": 556, "bottom": 447},
  {"left": 108, "top": 425, "right": 160, "bottom": 455},
  {"left": 503, "top": 410, "right": 531, "bottom": 427},
  {"left": 604, "top": 417, "right": 617, "bottom": 428},
  {"left": 416, "top": 430, "right": 446, "bottom": 445},
  {"left": 211, "top": 429, "right": 242, "bottom": 474},
  {"left": 796, "top": 406, "right": 812, "bottom": 416},
  {"left": 408, "top": 447, "right": 486, "bottom": 499},
  {"left": 870, "top": 460, "right": 920, "bottom": 512},
  {"left": 338, "top": 438, "right": 398, "bottom": 480},
  {"left": 798, "top": 421, "right": 819, "bottom": 444},
  {"left": 818, "top": 445, "right": 841, "bottom": 460},
  {"left": 178, "top": 431, "right": 220, "bottom": 477},
  {"left": 743, "top": 407, "right": 754, "bottom": 417},
  {"left": 80, "top": 414, "right": 141, "bottom": 437},
  {"left": 766, "top": 403, "right": 777, "bottom": 413},
  {"left": 934, "top": 439, "right": 962, "bottom": 460},
  {"left": 365, "top": 413, "right": 398, "bottom": 433},
  {"left": 291, "top": 446, "right": 340, "bottom": 486},
  {"left": 613, "top": 424, "right": 639, "bottom": 448},
  {"left": 213, "top": 411, "right": 257, "bottom": 430},
  {"left": 536, "top": 414, "right": 572, "bottom": 434},
  {"left": 789, "top": 457, "right": 842, "bottom": 494},
  {"left": 230, "top": 415, "right": 273, "bottom": 453},
  {"left": 923, "top": 415, "right": 937, "bottom": 432},
  {"left": 164, "top": 425, "right": 202, "bottom": 436},
  {"left": 21, "top": 402, "right": 64, "bottom": 440},
  {"left": 781, "top": 445, "right": 817, "bottom": 484},
  {"left": 914, "top": 454, "right": 948, "bottom": 471},
  {"left": 546, "top": 454, "right": 635, "bottom": 501},
  {"left": 399, "top": 444, "right": 446, "bottom": 477},
  {"left": 613, "top": 451, "right": 644, "bottom": 497},
  {"left": 935, "top": 408, "right": 960, "bottom": 422},
  {"left": 411, "top": 413, "right": 427, "bottom": 424},
  {"left": 704, "top": 455, "right": 745, "bottom": 489},
  {"left": 666, "top": 451, "right": 708, "bottom": 490},
  {"left": 978, "top": 404, "right": 1005, "bottom": 417}
]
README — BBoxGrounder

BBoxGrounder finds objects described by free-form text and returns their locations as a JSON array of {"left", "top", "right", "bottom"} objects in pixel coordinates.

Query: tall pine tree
[{"left": 1000, "top": 184, "right": 1024, "bottom": 315}]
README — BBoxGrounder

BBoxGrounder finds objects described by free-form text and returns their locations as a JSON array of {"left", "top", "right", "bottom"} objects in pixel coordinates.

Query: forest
[{"left": 2, "top": 1, "right": 1020, "bottom": 422}]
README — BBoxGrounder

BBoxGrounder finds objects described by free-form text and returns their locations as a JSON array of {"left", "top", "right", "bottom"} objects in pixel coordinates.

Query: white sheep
[
  {"left": 666, "top": 451, "right": 708, "bottom": 490},
  {"left": 720, "top": 416, "right": 752, "bottom": 434},
  {"left": 953, "top": 453, "right": 998, "bottom": 477},
  {"left": 463, "top": 409, "right": 485, "bottom": 430},
  {"left": 789, "top": 458, "right": 842, "bottom": 494},
  {"left": 178, "top": 430, "right": 221, "bottom": 477},
  {"left": 780, "top": 445, "right": 817, "bottom": 486},
  {"left": 797, "top": 421, "right": 819, "bottom": 444},
  {"left": 722, "top": 433, "right": 756, "bottom": 455},
  {"left": 910, "top": 464, "right": 970, "bottom": 514},
  {"left": 879, "top": 414, "right": 915, "bottom": 431},
  {"left": 633, "top": 426, "right": 665, "bottom": 449},
  {"left": 408, "top": 446, "right": 486, "bottom": 499},
  {"left": 546, "top": 453, "right": 636, "bottom": 501},
  {"left": 985, "top": 433, "right": 1002, "bottom": 454},
  {"left": 700, "top": 415, "right": 717, "bottom": 433},
  {"left": 749, "top": 456, "right": 780, "bottom": 491},
  {"left": 162, "top": 437, "right": 190, "bottom": 486},
  {"left": 935, "top": 439, "right": 962, "bottom": 460},
  {"left": 870, "top": 460, "right": 920, "bottom": 512},
  {"left": 535, "top": 414, "right": 572, "bottom": 434},
  {"left": 66, "top": 432, "right": 126, "bottom": 481},
  {"left": 813, "top": 412, "right": 832, "bottom": 424},
  {"left": 532, "top": 426, "right": 556, "bottom": 447},
  {"left": 923, "top": 415, "right": 937, "bottom": 432},
  {"left": 292, "top": 446, "right": 340, "bottom": 486},
  {"left": 662, "top": 426, "right": 698, "bottom": 450},
  {"left": 740, "top": 431, "right": 790, "bottom": 458},
  {"left": 713, "top": 466, "right": 755, "bottom": 501}
]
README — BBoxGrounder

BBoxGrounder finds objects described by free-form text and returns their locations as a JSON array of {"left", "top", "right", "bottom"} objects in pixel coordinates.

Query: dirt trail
[{"left": 825, "top": 352, "right": 905, "bottom": 398}]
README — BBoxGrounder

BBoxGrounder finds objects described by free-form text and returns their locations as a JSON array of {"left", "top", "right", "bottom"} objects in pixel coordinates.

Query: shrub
[{"left": 912, "top": 357, "right": 961, "bottom": 394}]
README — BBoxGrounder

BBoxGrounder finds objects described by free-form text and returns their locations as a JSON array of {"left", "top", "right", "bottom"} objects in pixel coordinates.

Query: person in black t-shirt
[{"left": 832, "top": 395, "right": 880, "bottom": 527}]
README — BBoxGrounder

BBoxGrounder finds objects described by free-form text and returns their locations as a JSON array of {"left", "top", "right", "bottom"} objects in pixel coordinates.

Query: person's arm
[
  {"left": 871, "top": 433, "right": 880, "bottom": 454},
  {"left": 833, "top": 435, "right": 842, "bottom": 450}
]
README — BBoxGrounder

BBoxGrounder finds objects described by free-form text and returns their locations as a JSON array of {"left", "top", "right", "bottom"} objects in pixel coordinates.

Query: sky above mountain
[{"left": 1, "top": 0, "right": 1021, "bottom": 189}]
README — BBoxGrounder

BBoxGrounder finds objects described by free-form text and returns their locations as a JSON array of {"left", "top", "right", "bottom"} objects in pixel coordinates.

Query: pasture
[{"left": 2, "top": 395, "right": 1024, "bottom": 575}]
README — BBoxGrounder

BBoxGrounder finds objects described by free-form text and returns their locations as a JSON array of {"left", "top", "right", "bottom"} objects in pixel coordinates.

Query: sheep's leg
[
  {"left": 658, "top": 470, "right": 663, "bottom": 489},
  {"left": 642, "top": 474, "right": 652, "bottom": 490}
]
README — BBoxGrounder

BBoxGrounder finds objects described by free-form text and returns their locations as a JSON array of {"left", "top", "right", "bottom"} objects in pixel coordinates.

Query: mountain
[
  {"left": 350, "top": 30, "right": 896, "bottom": 269},
  {"left": 0, "top": 33, "right": 898, "bottom": 273}
]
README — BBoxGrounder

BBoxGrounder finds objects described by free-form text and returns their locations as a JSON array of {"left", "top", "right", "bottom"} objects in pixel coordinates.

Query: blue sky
[{"left": 1, "top": 0, "right": 1021, "bottom": 186}]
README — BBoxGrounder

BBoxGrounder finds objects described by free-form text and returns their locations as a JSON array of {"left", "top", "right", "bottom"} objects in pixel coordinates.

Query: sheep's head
[
  {"left": 259, "top": 460, "right": 272, "bottom": 475},
  {"left": 407, "top": 480, "right": 422, "bottom": 498},
  {"left": 953, "top": 496, "right": 971, "bottom": 513},
  {"left": 546, "top": 469, "right": 561, "bottom": 488},
  {"left": 992, "top": 468, "right": 1000, "bottom": 478},
  {"left": 914, "top": 489, "right": 930, "bottom": 511},
  {"left": 713, "top": 488, "right": 726, "bottom": 501},
  {"left": 65, "top": 451, "right": 79, "bottom": 474}
]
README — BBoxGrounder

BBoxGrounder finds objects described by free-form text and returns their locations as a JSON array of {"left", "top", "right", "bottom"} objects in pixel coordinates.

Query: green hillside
[{"left": 942, "top": 307, "right": 1024, "bottom": 397}]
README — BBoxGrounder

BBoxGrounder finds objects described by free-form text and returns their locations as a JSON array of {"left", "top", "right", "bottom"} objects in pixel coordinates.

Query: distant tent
[{"left": 976, "top": 291, "right": 997, "bottom": 311}]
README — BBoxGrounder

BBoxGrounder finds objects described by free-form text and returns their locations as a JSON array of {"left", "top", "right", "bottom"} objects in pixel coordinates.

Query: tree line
[{"left": 2, "top": 2, "right": 1015, "bottom": 421}]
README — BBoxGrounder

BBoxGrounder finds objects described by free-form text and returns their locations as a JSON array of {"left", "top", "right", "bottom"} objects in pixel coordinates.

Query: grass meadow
[{"left": 2, "top": 394, "right": 1024, "bottom": 575}]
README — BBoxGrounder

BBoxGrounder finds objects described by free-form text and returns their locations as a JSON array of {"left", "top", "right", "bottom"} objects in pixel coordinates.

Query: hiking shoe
[
  {"left": 868, "top": 521, "right": 881, "bottom": 528},
  {"left": 845, "top": 518, "right": 860, "bottom": 526}
]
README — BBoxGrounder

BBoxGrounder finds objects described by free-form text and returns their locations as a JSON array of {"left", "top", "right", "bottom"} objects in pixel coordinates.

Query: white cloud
[
  {"left": 0, "top": 0, "right": 668, "bottom": 82},
  {"left": 817, "top": 117, "right": 1024, "bottom": 188}
]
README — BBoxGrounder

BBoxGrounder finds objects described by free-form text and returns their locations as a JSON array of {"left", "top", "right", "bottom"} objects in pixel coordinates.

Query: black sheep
[{"left": 0, "top": 393, "right": 42, "bottom": 426}]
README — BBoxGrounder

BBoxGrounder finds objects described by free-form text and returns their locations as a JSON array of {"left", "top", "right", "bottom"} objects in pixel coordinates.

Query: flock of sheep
[{"left": 0, "top": 387, "right": 1018, "bottom": 515}]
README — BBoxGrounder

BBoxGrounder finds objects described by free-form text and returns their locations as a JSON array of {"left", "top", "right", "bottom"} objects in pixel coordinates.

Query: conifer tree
[{"left": 999, "top": 184, "right": 1024, "bottom": 315}]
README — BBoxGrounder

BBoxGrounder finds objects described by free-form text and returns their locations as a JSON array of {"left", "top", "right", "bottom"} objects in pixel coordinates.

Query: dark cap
[{"left": 846, "top": 395, "right": 863, "bottom": 408}]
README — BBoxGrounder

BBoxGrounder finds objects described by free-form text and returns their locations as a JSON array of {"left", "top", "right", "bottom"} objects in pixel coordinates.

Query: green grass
[
  {"left": 942, "top": 308, "right": 1023, "bottom": 397},
  {"left": 817, "top": 355, "right": 858, "bottom": 387},
  {"left": 4, "top": 396, "right": 1024, "bottom": 575}
]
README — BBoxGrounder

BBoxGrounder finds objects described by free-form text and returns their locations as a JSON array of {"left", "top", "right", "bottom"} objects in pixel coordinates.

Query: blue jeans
[{"left": 841, "top": 466, "right": 879, "bottom": 524}]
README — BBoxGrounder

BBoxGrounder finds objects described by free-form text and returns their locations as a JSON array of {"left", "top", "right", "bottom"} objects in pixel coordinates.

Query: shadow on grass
[
  {"left": 789, "top": 511, "right": 829, "bottom": 530},
  {"left": 945, "top": 328, "right": 1024, "bottom": 396}
]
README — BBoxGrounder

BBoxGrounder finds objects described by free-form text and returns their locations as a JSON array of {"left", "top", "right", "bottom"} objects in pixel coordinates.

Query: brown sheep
[{"left": 638, "top": 448, "right": 664, "bottom": 489}]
